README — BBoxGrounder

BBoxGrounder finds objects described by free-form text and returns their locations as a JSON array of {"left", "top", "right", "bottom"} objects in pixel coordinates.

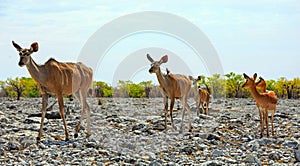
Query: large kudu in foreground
[{"left": 12, "top": 41, "right": 93, "bottom": 141}]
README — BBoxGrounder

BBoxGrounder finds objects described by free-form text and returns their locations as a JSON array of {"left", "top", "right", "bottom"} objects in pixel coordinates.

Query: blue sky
[{"left": 1, "top": 0, "right": 299, "bottom": 85}]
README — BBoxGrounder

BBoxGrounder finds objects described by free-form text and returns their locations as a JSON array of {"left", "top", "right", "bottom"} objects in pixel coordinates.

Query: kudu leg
[
  {"left": 265, "top": 111, "right": 269, "bottom": 137},
  {"left": 205, "top": 102, "right": 209, "bottom": 115},
  {"left": 200, "top": 103, "right": 206, "bottom": 115},
  {"left": 37, "top": 94, "right": 48, "bottom": 141},
  {"left": 180, "top": 97, "right": 192, "bottom": 132},
  {"left": 186, "top": 100, "right": 192, "bottom": 132},
  {"left": 57, "top": 95, "right": 69, "bottom": 141},
  {"left": 163, "top": 97, "right": 168, "bottom": 129},
  {"left": 196, "top": 101, "right": 200, "bottom": 116},
  {"left": 258, "top": 108, "right": 264, "bottom": 138},
  {"left": 84, "top": 99, "right": 91, "bottom": 138},
  {"left": 170, "top": 98, "right": 176, "bottom": 130},
  {"left": 74, "top": 90, "right": 91, "bottom": 138},
  {"left": 81, "top": 91, "right": 91, "bottom": 138}
]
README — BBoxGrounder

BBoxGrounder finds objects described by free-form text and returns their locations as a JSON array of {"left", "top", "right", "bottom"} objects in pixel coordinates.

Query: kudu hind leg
[
  {"left": 170, "top": 98, "right": 176, "bottom": 130},
  {"left": 205, "top": 102, "right": 209, "bottom": 115},
  {"left": 186, "top": 100, "right": 192, "bottom": 132},
  {"left": 74, "top": 90, "right": 87, "bottom": 138},
  {"left": 163, "top": 97, "right": 168, "bottom": 129},
  {"left": 83, "top": 94, "right": 91, "bottom": 138},
  {"left": 57, "top": 95, "right": 69, "bottom": 141}
]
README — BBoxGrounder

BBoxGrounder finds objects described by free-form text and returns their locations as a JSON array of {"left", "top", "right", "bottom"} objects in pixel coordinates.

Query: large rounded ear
[
  {"left": 146, "top": 54, "right": 154, "bottom": 62},
  {"left": 197, "top": 76, "right": 202, "bottom": 81},
  {"left": 243, "top": 73, "right": 249, "bottom": 79},
  {"left": 253, "top": 73, "right": 257, "bottom": 80},
  {"left": 12, "top": 41, "right": 22, "bottom": 51},
  {"left": 259, "top": 76, "right": 264, "bottom": 81},
  {"left": 188, "top": 75, "right": 194, "bottom": 80},
  {"left": 30, "top": 42, "right": 39, "bottom": 52},
  {"left": 159, "top": 55, "right": 168, "bottom": 64}
]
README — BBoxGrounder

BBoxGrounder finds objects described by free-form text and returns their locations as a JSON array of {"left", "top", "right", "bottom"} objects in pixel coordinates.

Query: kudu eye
[{"left": 19, "top": 53, "right": 22, "bottom": 56}]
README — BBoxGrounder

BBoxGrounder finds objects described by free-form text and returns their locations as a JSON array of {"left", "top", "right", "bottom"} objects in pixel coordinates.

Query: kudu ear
[
  {"left": 253, "top": 73, "right": 257, "bottom": 80},
  {"left": 30, "top": 42, "right": 39, "bottom": 52},
  {"left": 188, "top": 76, "right": 194, "bottom": 80},
  {"left": 159, "top": 55, "right": 168, "bottom": 64},
  {"left": 166, "top": 68, "right": 170, "bottom": 74},
  {"left": 243, "top": 73, "right": 249, "bottom": 79},
  {"left": 12, "top": 41, "right": 22, "bottom": 51},
  {"left": 146, "top": 54, "right": 154, "bottom": 62},
  {"left": 197, "top": 76, "right": 202, "bottom": 81},
  {"left": 259, "top": 76, "right": 264, "bottom": 81},
  {"left": 256, "top": 78, "right": 262, "bottom": 85}
]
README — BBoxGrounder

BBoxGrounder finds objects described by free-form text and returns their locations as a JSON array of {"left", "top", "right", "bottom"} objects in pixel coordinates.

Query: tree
[
  {"left": 93, "top": 81, "right": 113, "bottom": 97},
  {"left": 128, "top": 83, "right": 145, "bottom": 98},
  {"left": 225, "top": 72, "right": 244, "bottom": 98},
  {"left": 5, "top": 77, "right": 25, "bottom": 100},
  {"left": 139, "top": 81, "right": 153, "bottom": 98},
  {"left": 117, "top": 80, "right": 132, "bottom": 97},
  {"left": 207, "top": 74, "right": 226, "bottom": 98},
  {"left": 275, "top": 77, "right": 288, "bottom": 98},
  {"left": 22, "top": 77, "right": 40, "bottom": 97}
]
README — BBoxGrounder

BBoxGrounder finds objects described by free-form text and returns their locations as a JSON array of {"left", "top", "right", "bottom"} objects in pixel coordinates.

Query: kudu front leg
[
  {"left": 180, "top": 97, "right": 192, "bottom": 132},
  {"left": 265, "top": 111, "right": 269, "bottom": 137},
  {"left": 37, "top": 94, "right": 48, "bottom": 142},
  {"left": 163, "top": 97, "right": 168, "bottom": 129},
  {"left": 258, "top": 108, "right": 264, "bottom": 138}
]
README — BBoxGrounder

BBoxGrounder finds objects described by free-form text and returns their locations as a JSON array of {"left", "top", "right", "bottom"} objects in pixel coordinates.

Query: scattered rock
[
  {"left": 244, "top": 154, "right": 261, "bottom": 165},
  {"left": 0, "top": 98, "right": 299, "bottom": 165}
]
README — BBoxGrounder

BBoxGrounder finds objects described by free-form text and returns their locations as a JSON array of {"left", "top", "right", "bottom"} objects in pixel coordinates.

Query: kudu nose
[{"left": 18, "top": 61, "right": 25, "bottom": 67}]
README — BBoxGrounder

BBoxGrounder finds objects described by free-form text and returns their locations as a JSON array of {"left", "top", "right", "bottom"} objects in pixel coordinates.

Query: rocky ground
[{"left": 0, "top": 97, "right": 299, "bottom": 165}]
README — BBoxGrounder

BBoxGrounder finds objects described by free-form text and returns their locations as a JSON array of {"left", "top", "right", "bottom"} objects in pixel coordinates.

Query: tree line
[{"left": 1, "top": 72, "right": 299, "bottom": 100}]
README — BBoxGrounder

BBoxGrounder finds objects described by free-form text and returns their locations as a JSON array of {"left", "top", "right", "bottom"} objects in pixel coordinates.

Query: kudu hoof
[{"left": 36, "top": 137, "right": 41, "bottom": 143}]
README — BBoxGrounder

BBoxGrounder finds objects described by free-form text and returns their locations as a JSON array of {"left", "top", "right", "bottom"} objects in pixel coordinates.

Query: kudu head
[{"left": 12, "top": 41, "right": 39, "bottom": 67}]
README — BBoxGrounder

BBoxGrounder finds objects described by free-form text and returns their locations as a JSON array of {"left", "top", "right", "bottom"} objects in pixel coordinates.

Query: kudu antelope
[
  {"left": 147, "top": 54, "right": 192, "bottom": 131},
  {"left": 189, "top": 76, "right": 210, "bottom": 115},
  {"left": 242, "top": 73, "right": 278, "bottom": 138},
  {"left": 256, "top": 76, "right": 277, "bottom": 97},
  {"left": 12, "top": 41, "right": 93, "bottom": 141},
  {"left": 255, "top": 76, "right": 278, "bottom": 136}
]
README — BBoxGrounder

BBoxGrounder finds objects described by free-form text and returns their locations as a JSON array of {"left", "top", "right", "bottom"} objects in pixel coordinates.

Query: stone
[
  {"left": 207, "top": 133, "right": 221, "bottom": 141},
  {"left": 0, "top": 98, "right": 299, "bottom": 165},
  {"left": 244, "top": 154, "right": 261, "bottom": 165},
  {"left": 269, "top": 152, "right": 280, "bottom": 161},
  {"left": 212, "top": 149, "right": 223, "bottom": 157},
  {"left": 295, "top": 148, "right": 300, "bottom": 162}
]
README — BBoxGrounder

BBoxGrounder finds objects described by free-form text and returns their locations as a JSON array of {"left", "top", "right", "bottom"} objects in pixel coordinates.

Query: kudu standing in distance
[
  {"left": 147, "top": 54, "right": 192, "bottom": 131},
  {"left": 255, "top": 76, "right": 278, "bottom": 136},
  {"left": 242, "top": 73, "right": 278, "bottom": 138},
  {"left": 189, "top": 76, "right": 210, "bottom": 115},
  {"left": 12, "top": 41, "right": 93, "bottom": 141}
]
